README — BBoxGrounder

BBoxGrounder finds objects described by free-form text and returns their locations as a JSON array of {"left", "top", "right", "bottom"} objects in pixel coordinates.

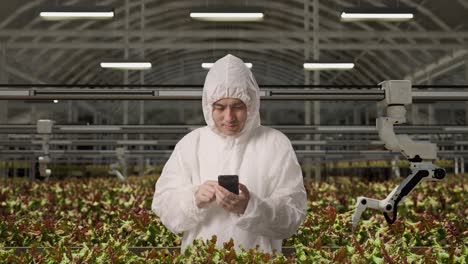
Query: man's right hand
[{"left": 195, "top": 181, "right": 218, "bottom": 208}]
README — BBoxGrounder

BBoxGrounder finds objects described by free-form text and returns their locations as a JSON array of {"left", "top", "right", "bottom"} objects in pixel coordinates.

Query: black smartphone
[{"left": 218, "top": 175, "right": 239, "bottom": 195}]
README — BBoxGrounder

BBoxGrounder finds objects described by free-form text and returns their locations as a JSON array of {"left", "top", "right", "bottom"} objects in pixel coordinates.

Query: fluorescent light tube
[
  {"left": 53, "top": 100, "right": 59, "bottom": 103},
  {"left": 202, "top": 62, "right": 252, "bottom": 69},
  {"left": 190, "top": 7, "right": 263, "bottom": 21},
  {"left": 340, "top": 8, "right": 414, "bottom": 21},
  {"left": 40, "top": 11, "right": 114, "bottom": 20},
  {"left": 341, "top": 12, "right": 413, "bottom": 20},
  {"left": 191, "top": 13, "right": 263, "bottom": 21},
  {"left": 100, "top": 62, "right": 152, "bottom": 70},
  {"left": 303, "top": 63, "right": 355, "bottom": 70},
  {"left": 39, "top": 7, "right": 114, "bottom": 20}
]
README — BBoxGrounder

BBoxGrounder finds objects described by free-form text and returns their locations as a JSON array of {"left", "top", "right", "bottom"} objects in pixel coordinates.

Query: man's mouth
[{"left": 224, "top": 124, "right": 238, "bottom": 129}]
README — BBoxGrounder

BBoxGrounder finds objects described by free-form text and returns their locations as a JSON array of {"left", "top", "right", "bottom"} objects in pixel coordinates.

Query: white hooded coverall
[{"left": 152, "top": 54, "right": 307, "bottom": 253}]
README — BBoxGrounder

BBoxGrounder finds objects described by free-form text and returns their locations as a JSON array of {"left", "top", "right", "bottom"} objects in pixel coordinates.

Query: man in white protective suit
[{"left": 151, "top": 54, "right": 307, "bottom": 254}]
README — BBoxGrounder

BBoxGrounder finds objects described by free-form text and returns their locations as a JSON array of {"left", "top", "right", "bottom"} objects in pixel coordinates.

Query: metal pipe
[
  {"left": 1, "top": 88, "right": 467, "bottom": 101},
  {"left": 0, "top": 124, "right": 467, "bottom": 134},
  {"left": 1, "top": 150, "right": 467, "bottom": 158},
  {"left": 2, "top": 139, "right": 468, "bottom": 147}
]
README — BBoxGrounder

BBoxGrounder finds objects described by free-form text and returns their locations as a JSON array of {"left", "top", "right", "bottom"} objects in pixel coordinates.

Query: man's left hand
[{"left": 215, "top": 183, "right": 250, "bottom": 214}]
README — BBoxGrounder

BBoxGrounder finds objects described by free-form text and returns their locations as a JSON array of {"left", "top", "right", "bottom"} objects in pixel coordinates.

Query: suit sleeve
[
  {"left": 236, "top": 142, "right": 307, "bottom": 239},
  {"left": 151, "top": 144, "right": 207, "bottom": 234}
]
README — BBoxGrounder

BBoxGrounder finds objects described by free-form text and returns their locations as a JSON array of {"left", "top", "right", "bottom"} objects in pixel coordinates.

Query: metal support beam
[
  {"left": 461, "top": 156, "right": 466, "bottom": 174},
  {"left": 1, "top": 150, "right": 468, "bottom": 158},
  {"left": 466, "top": 54, "right": 468, "bottom": 128},
  {"left": 304, "top": 0, "right": 313, "bottom": 183},
  {"left": 3, "top": 62, "right": 42, "bottom": 83},
  {"left": 0, "top": 57, "right": 115, "bottom": 124},
  {"left": 312, "top": 0, "right": 321, "bottom": 182},
  {"left": 0, "top": 44, "right": 7, "bottom": 124},
  {"left": 123, "top": 0, "right": 130, "bottom": 152},
  {"left": 1, "top": 89, "right": 468, "bottom": 101},
  {"left": 3, "top": 42, "right": 466, "bottom": 51},
  {"left": 0, "top": 44, "right": 7, "bottom": 179},
  {"left": 138, "top": 0, "right": 146, "bottom": 177},
  {"left": 29, "top": 155, "right": 35, "bottom": 181},
  {"left": 405, "top": 50, "right": 468, "bottom": 83},
  {"left": 3, "top": 139, "right": 468, "bottom": 147},
  {"left": 0, "top": 124, "right": 467, "bottom": 134},
  {"left": 67, "top": 100, "right": 73, "bottom": 170},
  {"left": 1, "top": 29, "right": 468, "bottom": 40}
]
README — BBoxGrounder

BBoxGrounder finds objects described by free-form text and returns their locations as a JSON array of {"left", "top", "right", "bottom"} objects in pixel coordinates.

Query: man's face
[{"left": 212, "top": 98, "right": 248, "bottom": 136}]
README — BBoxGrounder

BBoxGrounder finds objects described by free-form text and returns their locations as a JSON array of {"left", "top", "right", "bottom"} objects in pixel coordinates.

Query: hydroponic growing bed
[{"left": 0, "top": 174, "right": 466, "bottom": 263}]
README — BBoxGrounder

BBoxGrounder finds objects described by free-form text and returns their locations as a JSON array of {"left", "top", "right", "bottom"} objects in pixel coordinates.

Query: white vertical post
[
  {"left": 303, "top": 0, "right": 312, "bottom": 184},
  {"left": 122, "top": 0, "right": 130, "bottom": 176},
  {"left": 392, "top": 155, "right": 400, "bottom": 178},
  {"left": 313, "top": 0, "right": 321, "bottom": 182},
  {"left": 138, "top": 0, "right": 146, "bottom": 177},
  {"left": 0, "top": 44, "right": 7, "bottom": 124},
  {"left": 465, "top": 55, "right": 468, "bottom": 128},
  {"left": 30, "top": 102, "right": 37, "bottom": 180},
  {"left": 67, "top": 101, "right": 73, "bottom": 170},
  {"left": 461, "top": 157, "right": 465, "bottom": 174},
  {"left": 123, "top": 0, "right": 129, "bottom": 129},
  {"left": 0, "top": 44, "right": 7, "bottom": 179},
  {"left": 94, "top": 111, "right": 99, "bottom": 167}
]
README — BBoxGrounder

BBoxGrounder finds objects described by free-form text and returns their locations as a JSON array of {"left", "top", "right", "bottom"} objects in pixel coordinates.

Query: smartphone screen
[{"left": 218, "top": 175, "right": 239, "bottom": 195}]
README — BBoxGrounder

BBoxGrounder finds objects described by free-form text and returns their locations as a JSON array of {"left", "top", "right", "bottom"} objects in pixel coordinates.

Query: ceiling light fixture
[
  {"left": 39, "top": 6, "right": 114, "bottom": 20},
  {"left": 190, "top": 7, "right": 264, "bottom": 22},
  {"left": 303, "top": 62, "right": 355, "bottom": 70},
  {"left": 100, "top": 62, "right": 152, "bottom": 70},
  {"left": 202, "top": 62, "right": 252, "bottom": 69},
  {"left": 340, "top": 8, "right": 414, "bottom": 21}
]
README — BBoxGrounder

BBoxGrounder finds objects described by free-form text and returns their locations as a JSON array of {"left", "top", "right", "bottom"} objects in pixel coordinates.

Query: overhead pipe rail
[
  {"left": 1, "top": 84, "right": 467, "bottom": 88},
  {"left": 1, "top": 150, "right": 467, "bottom": 158},
  {"left": 1, "top": 88, "right": 468, "bottom": 101},
  {"left": 0, "top": 125, "right": 467, "bottom": 134},
  {"left": 0, "top": 139, "right": 467, "bottom": 147}
]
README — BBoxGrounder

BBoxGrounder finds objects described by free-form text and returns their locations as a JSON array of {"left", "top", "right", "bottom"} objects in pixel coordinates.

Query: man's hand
[
  {"left": 215, "top": 183, "right": 250, "bottom": 214},
  {"left": 195, "top": 181, "right": 218, "bottom": 208}
]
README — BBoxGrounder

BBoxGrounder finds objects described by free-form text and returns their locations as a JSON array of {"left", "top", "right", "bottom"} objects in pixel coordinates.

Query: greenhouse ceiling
[{"left": 0, "top": 0, "right": 467, "bottom": 86}]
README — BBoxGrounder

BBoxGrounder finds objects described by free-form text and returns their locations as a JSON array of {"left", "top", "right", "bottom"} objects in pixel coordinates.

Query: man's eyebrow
[{"left": 213, "top": 102, "right": 245, "bottom": 107}]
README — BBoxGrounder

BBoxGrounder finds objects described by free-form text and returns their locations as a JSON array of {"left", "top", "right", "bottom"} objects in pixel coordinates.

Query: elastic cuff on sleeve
[
  {"left": 236, "top": 192, "right": 261, "bottom": 229},
  {"left": 242, "top": 191, "right": 258, "bottom": 217},
  {"left": 180, "top": 186, "right": 208, "bottom": 221}
]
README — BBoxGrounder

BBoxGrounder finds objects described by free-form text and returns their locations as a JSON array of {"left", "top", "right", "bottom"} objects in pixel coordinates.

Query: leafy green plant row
[{"left": 0, "top": 174, "right": 466, "bottom": 262}]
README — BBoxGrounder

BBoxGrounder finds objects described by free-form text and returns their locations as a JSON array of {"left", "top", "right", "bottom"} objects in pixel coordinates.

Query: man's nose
[{"left": 224, "top": 107, "right": 236, "bottom": 121}]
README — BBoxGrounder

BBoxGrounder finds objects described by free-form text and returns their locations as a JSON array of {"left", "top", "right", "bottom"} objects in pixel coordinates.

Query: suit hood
[{"left": 202, "top": 54, "right": 261, "bottom": 137}]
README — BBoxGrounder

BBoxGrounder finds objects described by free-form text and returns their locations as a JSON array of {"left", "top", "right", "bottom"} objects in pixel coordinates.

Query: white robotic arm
[
  {"left": 352, "top": 81, "right": 446, "bottom": 228},
  {"left": 352, "top": 162, "right": 445, "bottom": 227}
]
